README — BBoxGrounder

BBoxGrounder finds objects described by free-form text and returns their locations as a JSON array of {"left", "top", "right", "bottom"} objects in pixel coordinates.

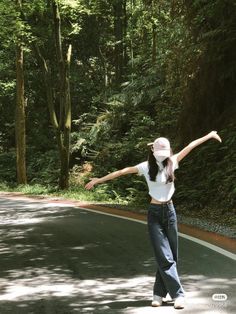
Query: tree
[
  {"left": 35, "top": 0, "right": 72, "bottom": 189},
  {"left": 113, "top": 0, "right": 127, "bottom": 84},
  {"left": 52, "top": 0, "right": 72, "bottom": 189},
  {"left": 15, "top": 0, "right": 27, "bottom": 184}
]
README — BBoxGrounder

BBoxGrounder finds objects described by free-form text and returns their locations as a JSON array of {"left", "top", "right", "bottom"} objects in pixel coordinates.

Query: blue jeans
[{"left": 147, "top": 202, "right": 185, "bottom": 299}]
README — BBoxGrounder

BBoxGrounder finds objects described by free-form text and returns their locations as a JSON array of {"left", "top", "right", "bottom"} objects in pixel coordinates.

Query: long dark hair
[{"left": 148, "top": 147, "right": 175, "bottom": 183}]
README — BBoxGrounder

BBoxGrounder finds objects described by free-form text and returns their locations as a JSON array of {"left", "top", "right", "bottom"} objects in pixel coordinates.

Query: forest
[{"left": 0, "top": 0, "right": 235, "bottom": 219}]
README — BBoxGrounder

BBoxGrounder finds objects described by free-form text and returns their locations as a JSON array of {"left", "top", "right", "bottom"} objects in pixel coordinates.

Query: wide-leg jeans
[{"left": 147, "top": 202, "right": 185, "bottom": 299}]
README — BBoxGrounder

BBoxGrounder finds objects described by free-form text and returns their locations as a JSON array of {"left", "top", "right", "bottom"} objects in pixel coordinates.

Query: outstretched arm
[
  {"left": 85, "top": 166, "right": 138, "bottom": 190},
  {"left": 176, "top": 131, "right": 222, "bottom": 163}
]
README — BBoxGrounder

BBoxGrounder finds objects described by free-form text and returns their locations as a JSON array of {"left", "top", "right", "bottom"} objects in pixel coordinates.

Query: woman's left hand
[
  {"left": 209, "top": 131, "right": 222, "bottom": 143},
  {"left": 85, "top": 178, "right": 100, "bottom": 190}
]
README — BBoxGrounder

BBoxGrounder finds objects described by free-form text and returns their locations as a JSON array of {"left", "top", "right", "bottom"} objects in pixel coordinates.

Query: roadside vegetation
[{"left": 0, "top": 1, "right": 235, "bottom": 229}]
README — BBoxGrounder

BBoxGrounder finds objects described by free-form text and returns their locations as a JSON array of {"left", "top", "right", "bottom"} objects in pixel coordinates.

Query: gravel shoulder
[
  {"left": 94, "top": 203, "right": 236, "bottom": 240},
  {"left": 177, "top": 214, "right": 236, "bottom": 239}
]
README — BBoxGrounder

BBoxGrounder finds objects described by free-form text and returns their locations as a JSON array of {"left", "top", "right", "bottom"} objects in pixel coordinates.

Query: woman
[{"left": 85, "top": 131, "right": 222, "bottom": 309}]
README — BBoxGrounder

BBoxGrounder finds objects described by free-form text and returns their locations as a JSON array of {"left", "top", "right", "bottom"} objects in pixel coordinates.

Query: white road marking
[
  {"left": 78, "top": 206, "right": 236, "bottom": 261},
  {"left": 178, "top": 233, "right": 236, "bottom": 261}
]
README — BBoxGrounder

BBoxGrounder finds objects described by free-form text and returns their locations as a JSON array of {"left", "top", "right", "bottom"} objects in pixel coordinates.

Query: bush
[
  {"left": 0, "top": 150, "right": 16, "bottom": 182},
  {"left": 27, "top": 149, "right": 60, "bottom": 185}
]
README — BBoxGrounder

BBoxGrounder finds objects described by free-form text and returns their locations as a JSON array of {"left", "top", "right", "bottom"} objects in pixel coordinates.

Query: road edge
[{"left": 0, "top": 191, "right": 235, "bottom": 255}]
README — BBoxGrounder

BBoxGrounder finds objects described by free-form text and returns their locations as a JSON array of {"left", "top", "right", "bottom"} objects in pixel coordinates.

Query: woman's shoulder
[
  {"left": 135, "top": 161, "right": 148, "bottom": 175},
  {"left": 137, "top": 160, "right": 148, "bottom": 166},
  {"left": 170, "top": 154, "right": 179, "bottom": 170},
  {"left": 170, "top": 154, "right": 178, "bottom": 161}
]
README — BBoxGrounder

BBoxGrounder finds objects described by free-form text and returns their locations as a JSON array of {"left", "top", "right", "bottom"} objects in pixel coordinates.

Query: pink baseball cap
[{"left": 148, "top": 137, "right": 171, "bottom": 157}]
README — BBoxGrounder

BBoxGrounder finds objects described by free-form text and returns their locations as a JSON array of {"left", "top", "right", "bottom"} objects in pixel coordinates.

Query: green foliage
[
  {"left": 0, "top": 151, "right": 16, "bottom": 183},
  {"left": 14, "top": 183, "right": 55, "bottom": 195},
  {"left": 175, "top": 125, "right": 236, "bottom": 210},
  {"left": 27, "top": 149, "right": 60, "bottom": 185},
  {"left": 0, "top": 0, "right": 235, "bottom": 216},
  {"left": 177, "top": 0, "right": 236, "bottom": 142}
]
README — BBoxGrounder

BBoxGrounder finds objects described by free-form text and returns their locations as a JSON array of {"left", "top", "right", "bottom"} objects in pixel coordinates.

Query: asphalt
[{"left": 0, "top": 195, "right": 235, "bottom": 314}]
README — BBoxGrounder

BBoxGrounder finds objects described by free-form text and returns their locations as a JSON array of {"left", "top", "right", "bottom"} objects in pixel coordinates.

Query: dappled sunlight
[
  {"left": 0, "top": 282, "right": 75, "bottom": 301},
  {"left": 70, "top": 243, "right": 101, "bottom": 251},
  {"left": 1, "top": 217, "right": 44, "bottom": 226},
  {"left": 0, "top": 268, "right": 234, "bottom": 313},
  {"left": 0, "top": 267, "right": 153, "bottom": 305},
  {"left": 0, "top": 267, "right": 76, "bottom": 301},
  {"left": 0, "top": 199, "right": 76, "bottom": 227},
  {"left": 0, "top": 196, "right": 234, "bottom": 313},
  {"left": 78, "top": 276, "right": 153, "bottom": 297}
]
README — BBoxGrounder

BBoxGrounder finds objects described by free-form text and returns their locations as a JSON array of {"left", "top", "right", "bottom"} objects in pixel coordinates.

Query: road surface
[{"left": 0, "top": 195, "right": 235, "bottom": 313}]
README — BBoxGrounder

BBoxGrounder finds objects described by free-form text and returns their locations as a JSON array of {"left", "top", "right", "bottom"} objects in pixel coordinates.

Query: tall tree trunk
[
  {"left": 15, "top": 0, "right": 27, "bottom": 184},
  {"left": 52, "top": 0, "right": 72, "bottom": 189},
  {"left": 152, "top": 24, "right": 157, "bottom": 64},
  {"left": 58, "top": 44, "right": 72, "bottom": 190},
  {"left": 151, "top": 0, "right": 157, "bottom": 64},
  {"left": 113, "top": 0, "right": 126, "bottom": 85},
  {"left": 130, "top": 0, "right": 135, "bottom": 78},
  {"left": 123, "top": 0, "right": 128, "bottom": 72},
  {"left": 35, "top": 1, "right": 72, "bottom": 190},
  {"left": 99, "top": 47, "right": 109, "bottom": 89}
]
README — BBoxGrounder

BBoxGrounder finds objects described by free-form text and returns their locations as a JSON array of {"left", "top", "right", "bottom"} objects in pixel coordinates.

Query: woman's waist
[
  {"left": 150, "top": 198, "right": 173, "bottom": 205},
  {"left": 148, "top": 199, "right": 176, "bottom": 217}
]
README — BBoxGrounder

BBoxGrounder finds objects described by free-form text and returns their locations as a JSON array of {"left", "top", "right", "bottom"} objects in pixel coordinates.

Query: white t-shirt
[{"left": 135, "top": 154, "right": 179, "bottom": 202}]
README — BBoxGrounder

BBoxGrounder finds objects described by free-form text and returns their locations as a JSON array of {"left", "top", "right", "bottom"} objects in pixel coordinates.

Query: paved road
[{"left": 0, "top": 196, "right": 235, "bottom": 314}]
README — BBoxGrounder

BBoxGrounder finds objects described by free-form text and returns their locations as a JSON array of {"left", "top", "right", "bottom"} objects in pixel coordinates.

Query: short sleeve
[
  {"left": 135, "top": 161, "right": 148, "bottom": 176},
  {"left": 171, "top": 154, "right": 179, "bottom": 171}
]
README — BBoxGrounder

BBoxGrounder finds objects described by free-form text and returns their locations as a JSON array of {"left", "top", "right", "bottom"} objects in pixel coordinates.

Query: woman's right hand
[
  {"left": 85, "top": 178, "right": 100, "bottom": 190},
  {"left": 208, "top": 131, "right": 222, "bottom": 143}
]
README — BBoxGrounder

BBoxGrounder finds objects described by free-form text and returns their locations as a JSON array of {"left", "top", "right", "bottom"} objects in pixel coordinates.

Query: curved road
[{"left": 0, "top": 195, "right": 235, "bottom": 314}]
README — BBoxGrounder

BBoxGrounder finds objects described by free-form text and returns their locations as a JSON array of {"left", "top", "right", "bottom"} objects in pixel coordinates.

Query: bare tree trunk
[
  {"left": 123, "top": 0, "right": 128, "bottom": 72},
  {"left": 152, "top": 23, "right": 157, "bottom": 64},
  {"left": 99, "top": 47, "right": 109, "bottom": 89},
  {"left": 58, "top": 45, "right": 72, "bottom": 190},
  {"left": 34, "top": 1, "right": 72, "bottom": 190},
  {"left": 130, "top": 0, "right": 134, "bottom": 77},
  {"left": 113, "top": 0, "right": 126, "bottom": 85},
  {"left": 151, "top": 0, "right": 157, "bottom": 64},
  {"left": 15, "top": 0, "right": 27, "bottom": 184},
  {"left": 52, "top": 0, "right": 72, "bottom": 189}
]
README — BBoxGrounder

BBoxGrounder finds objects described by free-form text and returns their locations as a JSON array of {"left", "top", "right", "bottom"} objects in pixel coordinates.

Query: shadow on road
[{"left": 0, "top": 196, "right": 235, "bottom": 314}]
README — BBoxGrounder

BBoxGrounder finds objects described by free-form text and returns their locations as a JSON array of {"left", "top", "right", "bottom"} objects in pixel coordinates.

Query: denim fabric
[{"left": 147, "top": 202, "right": 185, "bottom": 299}]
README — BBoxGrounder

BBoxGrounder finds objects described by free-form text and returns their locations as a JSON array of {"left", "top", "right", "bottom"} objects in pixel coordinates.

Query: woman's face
[{"left": 153, "top": 152, "right": 167, "bottom": 162}]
